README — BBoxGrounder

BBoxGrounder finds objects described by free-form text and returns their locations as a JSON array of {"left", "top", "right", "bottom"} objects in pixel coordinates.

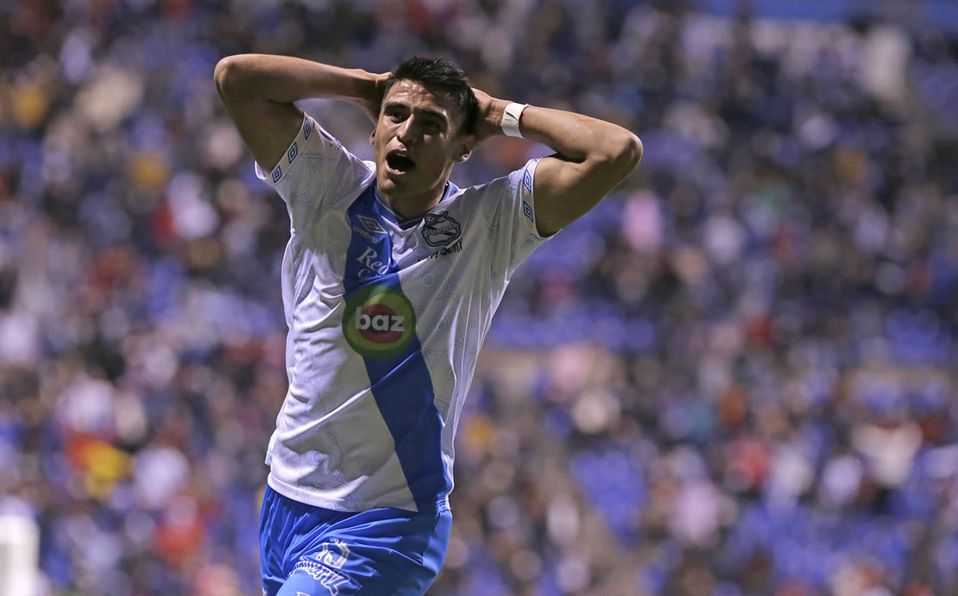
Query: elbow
[
  {"left": 214, "top": 56, "right": 236, "bottom": 95},
  {"left": 214, "top": 55, "right": 253, "bottom": 96},
  {"left": 596, "top": 131, "right": 643, "bottom": 178},
  {"left": 618, "top": 132, "right": 643, "bottom": 172}
]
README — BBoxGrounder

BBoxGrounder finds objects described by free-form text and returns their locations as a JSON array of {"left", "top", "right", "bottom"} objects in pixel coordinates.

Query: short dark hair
[{"left": 384, "top": 56, "right": 478, "bottom": 135}]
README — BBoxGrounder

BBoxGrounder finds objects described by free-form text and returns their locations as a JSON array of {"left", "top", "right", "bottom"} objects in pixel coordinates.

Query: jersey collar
[{"left": 373, "top": 182, "right": 457, "bottom": 230}]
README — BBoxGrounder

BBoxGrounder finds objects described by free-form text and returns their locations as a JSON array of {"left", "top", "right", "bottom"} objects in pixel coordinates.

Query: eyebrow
[{"left": 383, "top": 100, "right": 449, "bottom": 124}]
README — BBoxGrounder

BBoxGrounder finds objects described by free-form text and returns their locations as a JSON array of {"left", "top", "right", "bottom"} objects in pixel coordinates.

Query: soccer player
[{"left": 214, "top": 53, "right": 641, "bottom": 595}]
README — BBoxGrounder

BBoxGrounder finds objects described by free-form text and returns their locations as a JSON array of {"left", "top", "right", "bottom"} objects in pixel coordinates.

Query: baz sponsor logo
[
  {"left": 343, "top": 284, "right": 416, "bottom": 359},
  {"left": 422, "top": 211, "right": 461, "bottom": 248}
]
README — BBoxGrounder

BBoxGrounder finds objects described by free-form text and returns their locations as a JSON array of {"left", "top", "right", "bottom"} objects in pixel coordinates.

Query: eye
[
  {"left": 422, "top": 120, "right": 442, "bottom": 134},
  {"left": 385, "top": 107, "right": 406, "bottom": 122}
]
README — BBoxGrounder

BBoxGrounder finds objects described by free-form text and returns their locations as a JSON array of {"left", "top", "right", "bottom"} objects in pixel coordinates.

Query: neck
[{"left": 378, "top": 181, "right": 448, "bottom": 221}]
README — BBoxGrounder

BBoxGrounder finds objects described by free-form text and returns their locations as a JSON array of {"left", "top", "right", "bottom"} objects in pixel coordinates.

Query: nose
[{"left": 397, "top": 118, "right": 419, "bottom": 146}]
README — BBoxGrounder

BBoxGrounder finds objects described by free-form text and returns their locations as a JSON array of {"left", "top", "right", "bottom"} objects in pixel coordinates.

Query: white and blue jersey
[{"left": 255, "top": 113, "right": 549, "bottom": 514}]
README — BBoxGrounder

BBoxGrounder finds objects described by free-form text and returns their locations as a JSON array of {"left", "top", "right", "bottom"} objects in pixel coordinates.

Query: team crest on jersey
[
  {"left": 421, "top": 211, "right": 461, "bottom": 248},
  {"left": 343, "top": 284, "right": 416, "bottom": 359}
]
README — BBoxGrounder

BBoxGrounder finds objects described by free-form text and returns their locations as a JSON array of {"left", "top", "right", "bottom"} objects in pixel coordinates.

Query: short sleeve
[
  {"left": 254, "top": 114, "right": 373, "bottom": 232},
  {"left": 486, "top": 158, "right": 554, "bottom": 278}
]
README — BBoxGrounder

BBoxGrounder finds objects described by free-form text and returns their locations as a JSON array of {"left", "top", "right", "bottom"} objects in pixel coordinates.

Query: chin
[{"left": 377, "top": 173, "right": 396, "bottom": 191}]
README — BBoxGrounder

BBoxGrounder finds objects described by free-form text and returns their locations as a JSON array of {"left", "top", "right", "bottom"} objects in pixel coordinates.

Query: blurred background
[{"left": 2, "top": 0, "right": 958, "bottom": 594}]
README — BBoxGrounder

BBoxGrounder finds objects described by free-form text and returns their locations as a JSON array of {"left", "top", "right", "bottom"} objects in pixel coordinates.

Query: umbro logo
[{"left": 357, "top": 214, "right": 386, "bottom": 235}]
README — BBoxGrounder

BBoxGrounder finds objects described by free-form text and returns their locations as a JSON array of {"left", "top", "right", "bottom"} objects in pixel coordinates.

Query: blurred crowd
[{"left": 2, "top": 0, "right": 957, "bottom": 594}]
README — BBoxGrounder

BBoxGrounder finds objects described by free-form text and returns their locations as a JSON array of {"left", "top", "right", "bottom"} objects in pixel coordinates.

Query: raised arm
[
  {"left": 474, "top": 91, "right": 642, "bottom": 237},
  {"left": 213, "top": 54, "right": 387, "bottom": 171}
]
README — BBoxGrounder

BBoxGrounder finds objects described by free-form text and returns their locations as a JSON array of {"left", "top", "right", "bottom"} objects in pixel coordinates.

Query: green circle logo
[{"left": 343, "top": 285, "right": 416, "bottom": 359}]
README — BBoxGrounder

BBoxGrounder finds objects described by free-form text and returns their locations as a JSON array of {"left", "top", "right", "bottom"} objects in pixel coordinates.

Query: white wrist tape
[{"left": 500, "top": 102, "right": 528, "bottom": 138}]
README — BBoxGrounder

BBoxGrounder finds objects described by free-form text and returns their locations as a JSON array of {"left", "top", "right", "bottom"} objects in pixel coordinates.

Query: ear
[{"left": 454, "top": 134, "right": 476, "bottom": 163}]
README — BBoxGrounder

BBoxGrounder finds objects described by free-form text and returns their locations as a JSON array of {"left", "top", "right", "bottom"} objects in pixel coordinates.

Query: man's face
[{"left": 373, "top": 80, "right": 473, "bottom": 204}]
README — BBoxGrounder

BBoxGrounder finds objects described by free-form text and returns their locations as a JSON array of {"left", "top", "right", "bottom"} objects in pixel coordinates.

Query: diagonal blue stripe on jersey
[{"left": 342, "top": 184, "right": 449, "bottom": 510}]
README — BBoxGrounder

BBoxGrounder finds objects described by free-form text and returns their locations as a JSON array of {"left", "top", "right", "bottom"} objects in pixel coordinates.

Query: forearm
[
  {"left": 474, "top": 92, "right": 642, "bottom": 235},
  {"left": 481, "top": 99, "right": 641, "bottom": 167},
  {"left": 214, "top": 54, "right": 380, "bottom": 106}
]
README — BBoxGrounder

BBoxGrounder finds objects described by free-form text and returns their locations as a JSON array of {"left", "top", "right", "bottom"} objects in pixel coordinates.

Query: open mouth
[{"left": 385, "top": 151, "right": 416, "bottom": 173}]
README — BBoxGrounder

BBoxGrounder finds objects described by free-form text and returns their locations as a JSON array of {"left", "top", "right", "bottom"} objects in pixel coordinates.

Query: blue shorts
[{"left": 259, "top": 486, "right": 452, "bottom": 595}]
